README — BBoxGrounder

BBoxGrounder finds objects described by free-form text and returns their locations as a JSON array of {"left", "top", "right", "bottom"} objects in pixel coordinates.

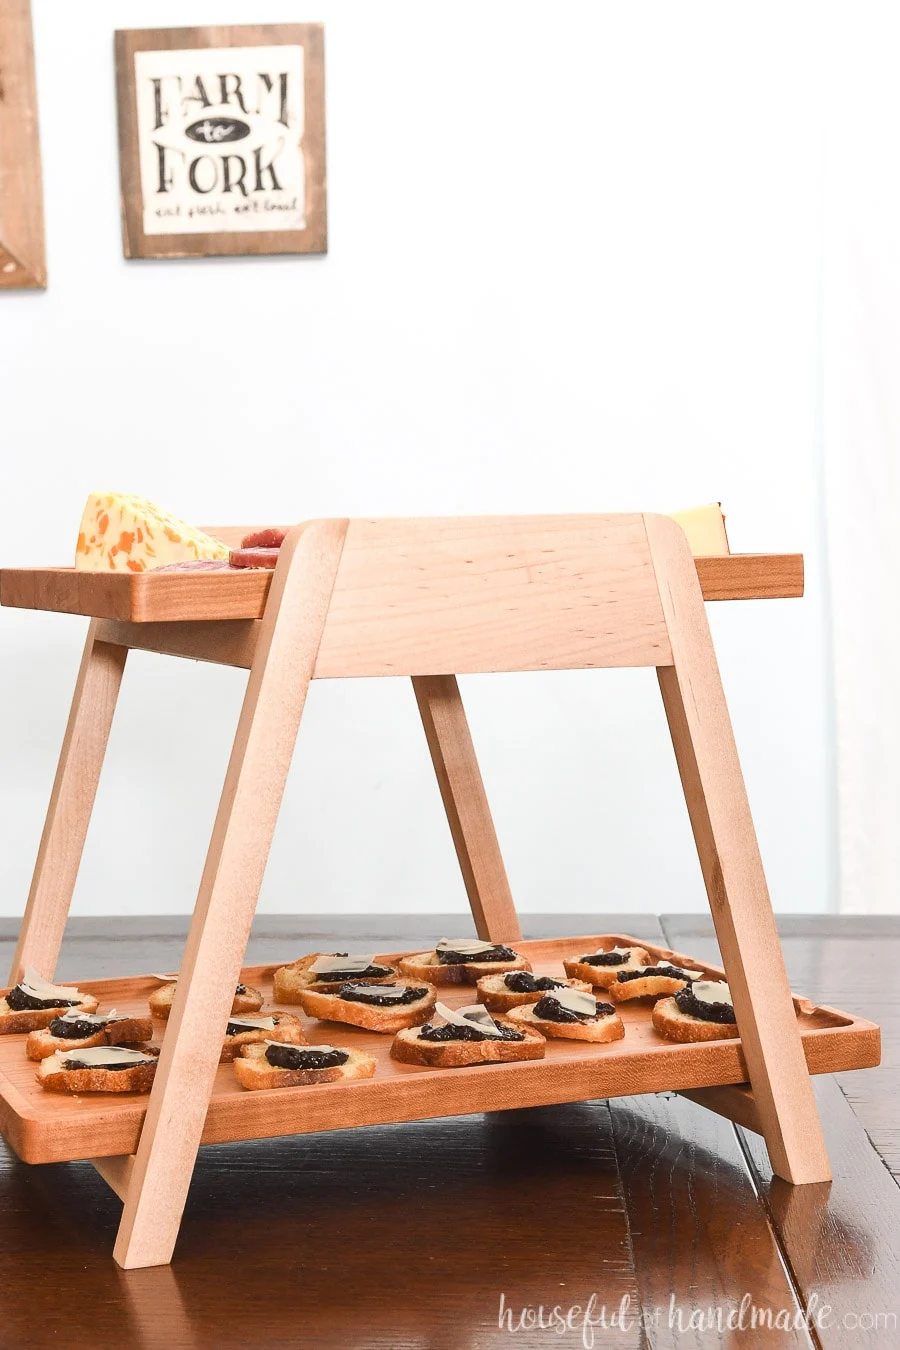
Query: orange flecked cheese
[{"left": 74, "top": 493, "right": 230, "bottom": 573}]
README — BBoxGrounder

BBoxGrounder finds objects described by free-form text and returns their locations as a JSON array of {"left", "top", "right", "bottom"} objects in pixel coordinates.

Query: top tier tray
[{"left": 0, "top": 552, "right": 803, "bottom": 623}]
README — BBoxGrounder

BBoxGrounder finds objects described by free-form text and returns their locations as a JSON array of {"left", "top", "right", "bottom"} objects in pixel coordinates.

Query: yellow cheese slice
[
  {"left": 74, "top": 492, "right": 229, "bottom": 573},
  {"left": 667, "top": 502, "right": 730, "bottom": 556}
]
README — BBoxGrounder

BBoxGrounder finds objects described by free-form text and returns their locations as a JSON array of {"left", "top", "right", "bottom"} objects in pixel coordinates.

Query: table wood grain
[{"left": 0, "top": 913, "right": 896, "bottom": 1349}]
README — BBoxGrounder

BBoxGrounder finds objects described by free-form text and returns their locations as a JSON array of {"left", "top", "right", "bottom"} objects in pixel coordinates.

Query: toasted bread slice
[
  {"left": 652, "top": 996, "right": 739, "bottom": 1042},
  {"left": 233, "top": 1041, "right": 377, "bottom": 1090},
  {"left": 220, "top": 1011, "right": 305, "bottom": 1062},
  {"left": 297, "top": 981, "right": 436, "bottom": 1033},
  {"left": 391, "top": 1016, "right": 545, "bottom": 1067},
  {"left": 397, "top": 950, "right": 530, "bottom": 987},
  {"left": 507, "top": 1002, "right": 625, "bottom": 1043},
  {"left": 26, "top": 1014, "right": 153, "bottom": 1061},
  {"left": 606, "top": 966, "right": 697, "bottom": 1003},
  {"left": 37, "top": 1046, "right": 160, "bottom": 1094},
  {"left": 475, "top": 973, "right": 591, "bottom": 1012},
  {"left": 149, "top": 981, "right": 263, "bottom": 1021},
  {"left": 562, "top": 946, "right": 652, "bottom": 988},
  {"left": 273, "top": 952, "right": 398, "bottom": 1003},
  {"left": 0, "top": 991, "right": 99, "bottom": 1036}
]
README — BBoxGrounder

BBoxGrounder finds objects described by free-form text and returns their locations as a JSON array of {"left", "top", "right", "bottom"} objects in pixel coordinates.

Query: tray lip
[
  {"left": 0, "top": 933, "right": 879, "bottom": 1165},
  {"left": 0, "top": 553, "right": 805, "bottom": 623}
]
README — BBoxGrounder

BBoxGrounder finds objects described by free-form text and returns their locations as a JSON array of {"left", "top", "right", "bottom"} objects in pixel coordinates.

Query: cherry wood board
[
  {"left": 0, "top": 553, "right": 805, "bottom": 624},
  {"left": 0, "top": 934, "right": 878, "bottom": 1167}
]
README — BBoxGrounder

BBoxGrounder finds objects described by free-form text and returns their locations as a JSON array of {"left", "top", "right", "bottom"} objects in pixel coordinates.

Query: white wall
[{"left": 0, "top": 0, "right": 832, "bottom": 918}]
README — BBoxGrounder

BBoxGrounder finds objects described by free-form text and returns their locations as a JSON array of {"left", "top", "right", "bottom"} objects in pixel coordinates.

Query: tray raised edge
[
  {"left": 0, "top": 934, "right": 878, "bottom": 1165},
  {"left": 0, "top": 555, "right": 805, "bottom": 624}
]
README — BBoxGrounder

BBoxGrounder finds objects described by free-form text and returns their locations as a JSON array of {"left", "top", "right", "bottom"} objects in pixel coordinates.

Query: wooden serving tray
[
  {"left": 0, "top": 935, "right": 878, "bottom": 1166},
  {"left": 0, "top": 553, "right": 804, "bottom": 623}
]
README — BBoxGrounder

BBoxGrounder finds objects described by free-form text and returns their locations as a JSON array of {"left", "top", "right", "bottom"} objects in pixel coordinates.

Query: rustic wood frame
[
  {"left": 5, "top": 514, "right": 831, "bottom": 1267},
  {"left": 0, "top": 0, "right": 46, "bottom": 289},
  {"left": 115, "top": 23, "right": 326, "bottom": 260}
]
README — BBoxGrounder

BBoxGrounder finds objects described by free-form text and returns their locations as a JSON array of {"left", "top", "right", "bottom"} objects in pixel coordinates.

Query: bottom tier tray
[{"left": 0, "top": 934, "right": 880, "bottom": 1165}]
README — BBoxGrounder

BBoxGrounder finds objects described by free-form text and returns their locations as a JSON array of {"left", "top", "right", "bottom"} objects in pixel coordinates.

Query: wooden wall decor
[
  {"left": 115, "top": 24, "right": 326, "bottom": 260},
  {"left": 0, "top": 0, "right": 47, "bottom": 289}
]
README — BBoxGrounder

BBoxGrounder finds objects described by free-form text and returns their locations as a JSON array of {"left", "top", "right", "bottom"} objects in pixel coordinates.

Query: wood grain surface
[
  {"left": 0, "top": 0, "right": 46, "bottom": 289},
  {"left": 0, "top": 914, "right": 896, "bottom": 1349},
  {"left": 0, "top": 552, "right": 804, "bottom": 627}
]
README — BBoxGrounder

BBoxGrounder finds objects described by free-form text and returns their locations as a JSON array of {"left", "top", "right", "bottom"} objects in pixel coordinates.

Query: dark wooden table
[{"left": 1, "top": 914, "right": 897, "bottom": 1350}]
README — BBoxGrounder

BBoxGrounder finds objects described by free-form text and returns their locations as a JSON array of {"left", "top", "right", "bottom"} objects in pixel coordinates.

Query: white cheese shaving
[
  {"left": 340, "top": 983, "right": 412, "bottom": 1002},
  {"left": 541, "top": 987, "right": 598, "bottom": 1017},
  {"left": 150, "top": 973, "right": 179, "bottom": 983},
  {"left": 690, "top": 980, "right": 733, "bottom": 1007},
  {"left": 55, "top": 1008, "right": 125, "bottom": 1026},
  {"left": 18, "top": 966, "right": 83, "bottom": 1002},
  {"left": 309, "top": 953, "right": 378, "bottom": 975},
  {"left": 435, "top": 938, "right": 503, "bottom": 956},
  {"left": 594, "top": 946, "right": 633, "bottom": 957},
  {"left": 264, "top": 1040, "right": 338, "bottom": 1053},
  {"left": 61, "top": 1046, "right": 153, "bottom": 1069},
  {"left": 434, "top": 1001, "right": 505, "bottom": 1038},
  {"left": 226, "top": 1016, "right": 277, "bottom": 1031}
]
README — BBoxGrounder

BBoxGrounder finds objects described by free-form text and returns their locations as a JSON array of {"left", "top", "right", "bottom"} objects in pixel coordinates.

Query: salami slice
[
  {"left": 229, "top": 547, "right": 281, "bottom": 570},
  {"left": 240, "top": 528, "right": 288, "bottom": 549}
]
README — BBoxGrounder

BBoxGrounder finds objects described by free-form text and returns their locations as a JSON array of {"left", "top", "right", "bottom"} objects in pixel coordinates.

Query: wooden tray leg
[
  {"left": 413, "top": 674, "right": 521, "bottom": 942},
  {"left": 644, "top": 514, "right": 831, "bottom": 1185},
  {"left": 9, "top": 620, "right": 127, "bottom": 982},
  {"left": 112, "top": 519, "right": 349, "bottom": 1269}
]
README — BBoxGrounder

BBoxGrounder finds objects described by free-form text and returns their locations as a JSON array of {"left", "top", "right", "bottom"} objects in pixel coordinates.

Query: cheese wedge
[
  {"left": 667, "top": 502, "right": 730, "bottom": 556},
  {"left": 74, "top": 492, "right": 229, "bottom": 573}
]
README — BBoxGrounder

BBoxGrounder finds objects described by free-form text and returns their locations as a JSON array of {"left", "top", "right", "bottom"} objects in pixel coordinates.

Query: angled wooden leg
[
  {"left": 644, "top": 513, "right": 830, "bottom": 1184},
  {"left": 113, "top": 519, "right": 349, "bottom": 1269},
  {"left": 10, "top": 621, "right": 127, "bottom": 982},
  {"left": 413, "top": 674, "right": 521, "bottom": 942}
]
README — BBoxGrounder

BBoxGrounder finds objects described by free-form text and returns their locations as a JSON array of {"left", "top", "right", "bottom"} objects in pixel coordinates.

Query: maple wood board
[
  {"left": 0, "top": 934, "right": 878, "bottom": 1166},
  {"left": 0, "top": 554, "right": 804, "bottom": 624}
]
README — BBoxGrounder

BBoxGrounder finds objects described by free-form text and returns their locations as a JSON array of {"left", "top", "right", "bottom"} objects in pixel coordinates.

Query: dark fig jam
[
  {"left": 616, "top": 965, "right": 686, "bottom": 984},
  {"left": 532, "top": 994, "right": 615, "bottom": 1023},
  {"left": 5, "top": 986, "right": 80, "bottom": 1012},
  {"left": 419, "top": 1021, "right": 524, "bottom": 1043},
  {"left": 338, "top": 983, "right": 426, "bottom": 1007},
  {"left": 49, "top": 1016, "right": 105, "bottom": 1039},
  {"left": 265, "top": 1044, "right": 349, "bottom": 1071},
  {"left": 578, "top": 951, "right": 630, "bottom": 967},
  {"left": 674, "top": 987, "right": 736, "bottom": 1024},
  {"left": 503, "top": 972, "right": 563, "bottom": 993},
  {"left": 62, "top": 1055, "right": 145, "bottom": 1073},
  {"left": 235, "top": 984, "right": 247, "bottom": 995},
  {"left": 436, "top": 945, "right": 518, "bottom": 965},
  {"left": 313, "top": 964, "right": 394, "bottom": 983},
  {"left": 226, "top": 1020, "right": 273, "bottom": 1037}
]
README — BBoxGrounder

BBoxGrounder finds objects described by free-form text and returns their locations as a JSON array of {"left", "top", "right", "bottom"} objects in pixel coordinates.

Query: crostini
[
  {"left": 37, "top": 1044, "right": 160, "bottom": 1094},
  {"left": 563, "top": 945, "right": 652, "bottom": 988},
  {"left": 507, "top": 987, "right": 625, "bottom": 1043},
  {"left": 0, "top": 968, "right": 98, "bottom": 1035},
  {"left": 475, "top": 970, "right": 591, "bottom": 1012},
  {"left": 606, "top": 962, "right": 703, "bottom": 1003},
  {"left": 391, "top": 1001, "right": 545, "bottom": 1067},
  {"left": 26, "top": 1008, "right": 153, "bottom": 1061},
  {"left": 233, "top": 1040, "right": 377, "bottom": 1090},
  {"left": 220, "top": 1011, "right": 306, "bottom": 1062},
  {"left": 297, "top": 980, "right": 436, "bottom": 1033},
  {"left": 273, "top": 952, "right": 398, "bottom": 1003},
  {"left": 149, "top": 978, "right": 264, "bottom": 1020},
  {"left": 652, "top": 980, "right": 740, "bottom": 1042},
  {"left": 398, "top": 938, "right": 530, "bottom": 986}
]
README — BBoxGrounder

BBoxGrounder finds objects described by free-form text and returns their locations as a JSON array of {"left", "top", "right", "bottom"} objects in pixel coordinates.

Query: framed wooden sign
[
  {"left": 114, "top": 24, "right": 326, "bottom": 260},
  {"left": 0, "top": 0, "right": 47, "bottom": 289}
]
